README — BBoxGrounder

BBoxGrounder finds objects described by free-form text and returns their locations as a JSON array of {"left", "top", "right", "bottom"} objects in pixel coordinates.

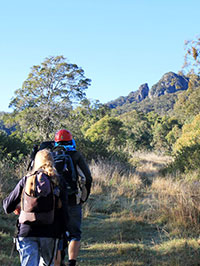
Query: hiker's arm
[
  {"left": 76, "top": 153, "right": 92, "bottom": 199},
  {"left": 3, "top": 176, "right": 26, "bottom": 214}
]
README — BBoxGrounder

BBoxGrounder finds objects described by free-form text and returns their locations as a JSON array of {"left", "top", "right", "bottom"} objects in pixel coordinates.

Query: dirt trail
[{"left": 134, "top": 152, "right": 171, "bottom": 185}]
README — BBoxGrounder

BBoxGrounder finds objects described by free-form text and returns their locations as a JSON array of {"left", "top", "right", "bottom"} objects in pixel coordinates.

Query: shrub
[
  {"left": 166, "top": 144, "right": 200, "bottom": 174},
  {"left": 0, "top": 130, "right": 29, "bottom": 163}
]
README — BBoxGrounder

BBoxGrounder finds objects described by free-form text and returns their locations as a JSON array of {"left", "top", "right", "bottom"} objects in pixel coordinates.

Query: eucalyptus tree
[
  {"left": 183, "top": 36, "right": 200, "bottom": 75},
  {"left": 9, "top": 56, "right": 91, "bottom": 141},
  {"left": 173, "top": 36, "right": 200, "bottom": 123}
]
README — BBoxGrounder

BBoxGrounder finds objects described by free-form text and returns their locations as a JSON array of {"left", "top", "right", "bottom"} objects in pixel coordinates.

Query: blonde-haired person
[
  {"left": 32, "top": 148, "right": 59, "bottom": 185},
  {"left": 3, "top": 149, "right": 68, "bottom": 266}
]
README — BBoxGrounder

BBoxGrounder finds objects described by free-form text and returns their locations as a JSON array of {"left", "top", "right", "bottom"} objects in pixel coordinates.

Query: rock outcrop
[
  {"left": 149, "top": 72, "right": 189, "bottom": 99},
  {"left": 107, "top": 72, "right": 189, "bottom": 109}
]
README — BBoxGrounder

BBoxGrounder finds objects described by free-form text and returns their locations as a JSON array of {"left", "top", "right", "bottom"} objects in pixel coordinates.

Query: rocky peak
[
  {"left": 136, "top": 83, "right": 149, "bottom": 102},
  {"left": 149, "top": 72, "right": 189, "bottom": 99},
  {"left": 106, "top": 72, "right": 189, "bottom": 110}
]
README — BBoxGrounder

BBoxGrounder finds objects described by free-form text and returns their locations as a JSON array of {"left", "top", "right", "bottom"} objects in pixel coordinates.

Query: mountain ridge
[{"left": 107, "top": 72, "right": 189, "bottom": 113}]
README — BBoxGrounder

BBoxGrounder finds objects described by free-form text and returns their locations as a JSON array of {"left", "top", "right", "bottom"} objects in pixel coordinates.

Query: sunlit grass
[
  {"left": 149, "top": 176, "right": 200, "bottom": 233},
  {"left": 2, "top": 152, "right": 200, "bottom": 265}
]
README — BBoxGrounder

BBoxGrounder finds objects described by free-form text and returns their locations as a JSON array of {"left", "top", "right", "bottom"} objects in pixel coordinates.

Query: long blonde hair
[{"left": 31, "top": 149, "right": 58, "bottom": 185}]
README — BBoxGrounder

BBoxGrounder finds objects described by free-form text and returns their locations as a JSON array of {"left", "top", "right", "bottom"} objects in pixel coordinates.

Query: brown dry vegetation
[
  {"left": 1, "top": 152, "right": 200, "bottom": 265},
  {"left": 80, "top": 152, "right": 200, "bottom": 265}
]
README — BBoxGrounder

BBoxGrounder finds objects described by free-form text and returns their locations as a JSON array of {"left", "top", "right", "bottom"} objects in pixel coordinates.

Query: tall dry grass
[
  {"left": 85, "top": 153, "right": 200, "bottom": 235},
  {"left": 127, "top": 152, "right": 200, "bottom": 233},
  {"left": 83, "top": 159, "right": 142, "bottom": 217},
  {"left": 0, "top": 157, "right": 29, "bottom": 202},
  {"left": 149, "top": 176, "right": 200, "bottom": 232}
]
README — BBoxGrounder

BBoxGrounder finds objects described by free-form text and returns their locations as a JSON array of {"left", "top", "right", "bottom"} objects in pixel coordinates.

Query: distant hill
[
  {"left": 0, "top": 112, "right": 15, "bottom": 135},
  {"left": 0, "top": 121, "right": 14, "bottom": 135},
  {"left": 107, "top": 72, "right": 189, "bottom": 114}
]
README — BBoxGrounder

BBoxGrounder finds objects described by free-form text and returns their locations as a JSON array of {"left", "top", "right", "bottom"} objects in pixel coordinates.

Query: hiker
[
  {"left": 54, "top": 129, "right": 93, "bottom": 266},
  {"left": 3, "top": 149, "right": 67, "bottom": 266}
]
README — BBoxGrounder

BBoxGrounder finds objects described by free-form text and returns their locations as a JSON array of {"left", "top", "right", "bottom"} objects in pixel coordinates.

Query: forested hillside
[
  {"left": 107, "top": 71, "right": 189, "bottom": 115},
  {"left": 1, "top": 37, "right": 200, "bottom": 265}
]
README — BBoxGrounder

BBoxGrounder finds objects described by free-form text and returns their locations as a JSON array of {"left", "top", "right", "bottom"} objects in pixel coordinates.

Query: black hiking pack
[{"left": 52, "top": 145, "right": 78, "bottom": 195}]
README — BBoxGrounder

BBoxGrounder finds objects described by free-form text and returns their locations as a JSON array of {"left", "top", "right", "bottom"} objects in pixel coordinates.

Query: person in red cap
[{"left": 54, "top": 129, "right": 92, "bottom": 266}]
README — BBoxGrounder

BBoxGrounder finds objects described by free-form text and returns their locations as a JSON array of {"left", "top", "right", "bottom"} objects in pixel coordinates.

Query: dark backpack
[
  {"left": 19, "top": 170, "right": 55, "bottom": 225},
  {"left": 52, "top": 145, "right": 78, "bottom": 195},
  {"left": 28, "top": 141, "right": 78, "bottom": 196}
]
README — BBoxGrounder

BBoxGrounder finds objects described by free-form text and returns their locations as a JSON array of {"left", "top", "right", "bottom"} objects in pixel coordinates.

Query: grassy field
[
  {"left": 79, "top": 153, "right": 200, "bottom": 266},
  {"left": 1, "top": 152, "right": 200, "bottom": 265}
]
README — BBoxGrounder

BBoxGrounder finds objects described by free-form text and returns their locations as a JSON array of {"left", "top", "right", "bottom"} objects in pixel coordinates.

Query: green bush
[
  {"left": 0, "top": 131, "right": 29, "bottom": 163},
  {"left": 166, "top": 144, "right": 200, "bottom": 174}
]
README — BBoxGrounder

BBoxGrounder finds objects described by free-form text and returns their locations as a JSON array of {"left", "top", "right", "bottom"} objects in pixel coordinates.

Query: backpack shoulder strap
[{"left": 24, "top": 173, "right": 37, "bottom": 196}]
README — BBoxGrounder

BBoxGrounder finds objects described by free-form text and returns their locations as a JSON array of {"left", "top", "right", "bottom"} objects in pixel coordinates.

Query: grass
[
  {"left": 149, "top": 177, "right": 200, "bottom": 233},
  {"left": 80, "top": 213, "right": 200, "bottom": 265},
  {"left": 78, "top": 154, "right": 200, "bottom": 265},
  {"left": 0, "top": 212, "right": 20, "bottom": 266},
  {"left": 1, "top": 152, "right": 200, "bottom": 265}
]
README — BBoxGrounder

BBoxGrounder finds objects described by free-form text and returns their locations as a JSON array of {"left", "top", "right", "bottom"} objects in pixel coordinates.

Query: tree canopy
[{"left": 8, "top": 56, "right": 91, "bottom": 141}]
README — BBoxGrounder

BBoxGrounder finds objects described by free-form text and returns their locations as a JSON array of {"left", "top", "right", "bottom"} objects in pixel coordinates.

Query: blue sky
[{"left": 0, "top": 0, "right": 199, "bottom": 112}]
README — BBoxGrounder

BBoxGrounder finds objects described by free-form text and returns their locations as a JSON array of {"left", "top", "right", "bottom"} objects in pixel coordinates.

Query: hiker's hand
[{"left": 14, "top": 205, "right": 21, "bottom": 215}]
